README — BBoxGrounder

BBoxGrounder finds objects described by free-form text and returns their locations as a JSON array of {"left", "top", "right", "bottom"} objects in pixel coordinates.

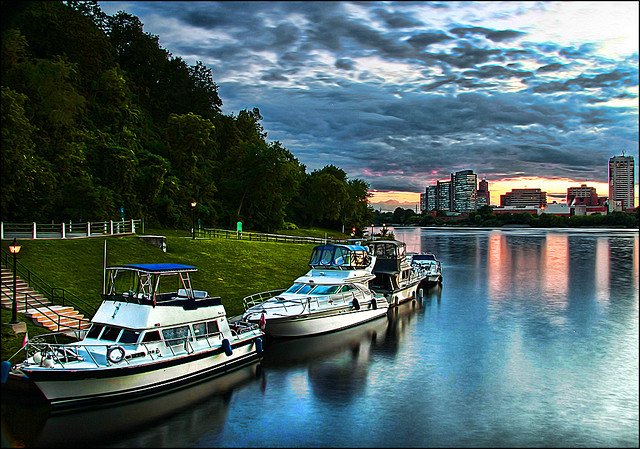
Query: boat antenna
[{"left": 102, "top": 239, "right": 107, "bottom": 295}]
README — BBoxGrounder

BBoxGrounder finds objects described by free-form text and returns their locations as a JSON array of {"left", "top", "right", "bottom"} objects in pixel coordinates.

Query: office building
[
  {"left": 477, "top": 178, "right": 490, "bottom": 207},
  {"left": 436, "top": 180, "right": 452, "bottom": 211},
  {"left": 500, "top": 188, "right": 547, "bottom": 208},
  {"left": 608, "top": 154, "right": 635, "bottom": 211},
  {"left": 452, "top": 170, "right": 477, "bottom": 212},
  {"left": 567, "top": 184, "right": 599, "bottom": 206}
]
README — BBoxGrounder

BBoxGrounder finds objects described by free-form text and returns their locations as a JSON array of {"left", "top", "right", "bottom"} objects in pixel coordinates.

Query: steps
[{"left": 1, "top": 267, "right": 91, "bottom": 332}]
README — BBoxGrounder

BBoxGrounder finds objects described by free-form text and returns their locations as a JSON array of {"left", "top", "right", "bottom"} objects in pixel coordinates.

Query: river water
[{"left": 2, "top": 227, "right": 638, "bottom": 447}]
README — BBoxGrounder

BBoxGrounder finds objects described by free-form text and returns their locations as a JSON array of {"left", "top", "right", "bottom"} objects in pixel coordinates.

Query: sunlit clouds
[{"left": 98, "top": 1, "right": 639, "bottom": 207}]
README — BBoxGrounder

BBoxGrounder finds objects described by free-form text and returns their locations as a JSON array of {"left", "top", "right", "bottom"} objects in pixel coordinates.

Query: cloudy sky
[{"left": 98, "top": 1, "right": 639, "bottom": 208}]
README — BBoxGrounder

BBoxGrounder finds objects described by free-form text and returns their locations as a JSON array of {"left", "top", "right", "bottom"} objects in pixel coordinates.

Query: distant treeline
[
  {"left": 1, "top": 1, "right": 372, "bottom": 232},
  {"left": 373, "top": 206, "right": 639, "bottom": 228}
]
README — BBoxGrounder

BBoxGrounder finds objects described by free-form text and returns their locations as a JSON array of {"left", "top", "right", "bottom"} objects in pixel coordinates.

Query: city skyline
[{"left": 97, "top": 1, "right": 639, "bottom": 209}]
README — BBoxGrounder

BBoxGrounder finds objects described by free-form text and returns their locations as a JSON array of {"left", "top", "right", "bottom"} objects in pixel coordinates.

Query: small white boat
[
  {"left": 367, "top": 240, "right": 426, "bottom": 306},
  {"left": 1, "top": 263, "right": 264, "bottom": 409},
  {"left": 242, "top": 244, "right": 389, "bottom": 338},
  {"left": 408, "top": 253, "right": 443, "bottom": 286}
]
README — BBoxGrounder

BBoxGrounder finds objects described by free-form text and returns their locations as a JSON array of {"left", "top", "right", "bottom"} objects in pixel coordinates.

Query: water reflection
[{"left": 1, "top": 362, "right": 263, "bottom": 448}]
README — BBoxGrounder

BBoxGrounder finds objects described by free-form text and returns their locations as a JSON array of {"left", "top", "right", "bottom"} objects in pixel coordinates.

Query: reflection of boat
[
  {"left": 1, "top": 263, "right": 264, "bottom": 409},
  {"left": 367, "top": 240, "right": 426, "bottom": 306},
  {"left": 1, "top": 361, "right": 263, "bottom": 447},
  {"left": 262, "top": 316, "right": 389, "bottom": 367},
  {"left": 242, "top": 244, "right": 389, "bottom": 337},
  {"left": 408, "top": 253, "right": 443, "bottom": 286}
]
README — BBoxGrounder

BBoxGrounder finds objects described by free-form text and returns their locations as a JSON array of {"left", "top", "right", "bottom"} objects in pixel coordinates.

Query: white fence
[{"left": 1, "top": 219, "right": 142, "bottom": 240}]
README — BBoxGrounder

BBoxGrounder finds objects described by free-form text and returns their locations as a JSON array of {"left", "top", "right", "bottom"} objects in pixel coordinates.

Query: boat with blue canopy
[{"left": 1, "top": 263, "right": 264, "bottom": 409}]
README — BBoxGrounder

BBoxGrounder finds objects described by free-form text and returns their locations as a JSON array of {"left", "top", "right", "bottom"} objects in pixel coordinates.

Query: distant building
[
  {"left": 452, "top": 170, "right": 477, "bottom": 212},
  {"left": 544, "top": 202, "right": 571, "bottom": 216},
  {"left": 492, "top": 205, "right": 540, "bottom": 215},
  {"left": 477, "top": 178, "right": 490, "bottom": 207},
  {"left": 566, "top": 184, "right": 599, "bottom": 206},
  {"left": 425, "top": 185, "right": 437, "bottom": 212},
  {"left": 436, "top": 180, "right": 452, "bottom": 212},
  {"left": 500, "top": 188, "right": 547, "bottom": 208},
  {"left": 608, "top": 154, "right": 635, "bottom": 211}
]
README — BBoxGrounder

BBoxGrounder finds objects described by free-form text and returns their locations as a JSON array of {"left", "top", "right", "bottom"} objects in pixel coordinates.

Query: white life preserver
[{"left": 107, "top": 345, "right": 126, "bottom": 364}]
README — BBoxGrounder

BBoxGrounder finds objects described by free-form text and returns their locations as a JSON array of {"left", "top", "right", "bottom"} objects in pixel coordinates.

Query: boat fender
[
  {"left": 222, "top": 338, "right": 233, "bottom": 356},
  {"left": 371, "top": 298, "right": 377, "bottom": 310},
  {"left": 255, "top": 337, "right": 263, "bottom": 355},
  {"left": 1, "top": 361, "right": 11, "bottom": 384},
  {"left": 33, "top": 351, "right": 43, "bottom": 364},
  {"left": 107, "top": 345, "right": 126, "bottom": 364},
  {"left": 353, "top": 298, "right": 360, "bottom": 310}
]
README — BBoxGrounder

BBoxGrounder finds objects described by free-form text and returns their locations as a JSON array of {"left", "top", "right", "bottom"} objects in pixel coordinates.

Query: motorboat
[
  {"left": 366, "top": 240, "right": 426, "bottom": 306},
  {"left": 0, "top": 263, "right": 264, "bottom": 409},
  {"left": 241, "top": 243, "right": 389, "bottom": 338},
  {"left": 408, "top": 253, "right": 443, "bottom": 286}
]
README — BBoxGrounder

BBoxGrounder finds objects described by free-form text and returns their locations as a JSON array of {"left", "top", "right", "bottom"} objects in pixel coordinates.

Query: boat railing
[
  {"left": 15, "top": 328, "right": 241, "bottom": 368},
  {"left": 242, "top": 289, "right": 286, "bottom": 310}
]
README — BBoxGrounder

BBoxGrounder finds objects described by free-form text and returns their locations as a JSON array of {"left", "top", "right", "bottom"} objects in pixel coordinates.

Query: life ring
[{"left": 107, "top": 345, "right": 126, "bottom": 364}]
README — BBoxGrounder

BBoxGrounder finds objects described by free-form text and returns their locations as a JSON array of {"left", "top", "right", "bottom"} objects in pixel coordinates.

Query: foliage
[{"left": 0, "top": 1, "right": 371, "bottom": 234}]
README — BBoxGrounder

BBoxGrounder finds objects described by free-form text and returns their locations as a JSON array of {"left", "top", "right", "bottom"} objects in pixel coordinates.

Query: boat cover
[{"left": 113, "top": 263, "right": 197, "bottom": 273}]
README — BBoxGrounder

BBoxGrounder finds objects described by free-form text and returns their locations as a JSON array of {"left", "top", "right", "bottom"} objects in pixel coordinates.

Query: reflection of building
[
  {"left": 452, "top": 170, "right": 477, "bottom": 212},
  {"left": 477, "top": 178, "right": 490, "bottom": 207},
  {"left": 567, "top": 184, "right": 599, "bottom": 206},
  {"left": 608, "top": 154, "right": 635, "bottom": 211},
  {"left": 500, "top": 188, "right": 547, "bottom": 208}
]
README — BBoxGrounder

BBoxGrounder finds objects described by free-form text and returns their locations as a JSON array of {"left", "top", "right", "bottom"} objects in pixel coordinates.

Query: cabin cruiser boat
[
  {"left": 242, "top": 244, "right": 389, "bottom": 338},
  {"left": 408, "top": 253, "right": 443, "bottom": 286},
  {"left": 367, "top": 240, "right": 426, "bottom": 306},
  {"left": 1, "top": 263, "right": 264, "bottom": 409}
]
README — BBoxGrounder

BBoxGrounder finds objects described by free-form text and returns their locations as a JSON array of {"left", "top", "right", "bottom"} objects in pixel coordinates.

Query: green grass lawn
[{"left": 1, "top": 228, "right": 341, "bottom": 361}]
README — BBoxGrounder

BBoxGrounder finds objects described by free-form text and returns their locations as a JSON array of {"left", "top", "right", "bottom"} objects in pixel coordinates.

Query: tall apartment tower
[
  {"left": 452, "top": 170, "right": 477, "bottom": 212},
  {"left": 477, "top": 178, "right": 490, "bottom": 207},
  {"left": 608, "top": 154, "right": 635, "bottom": 211},
  {"left": 436, "top": 180, "right": 452, "bottom": 211}
]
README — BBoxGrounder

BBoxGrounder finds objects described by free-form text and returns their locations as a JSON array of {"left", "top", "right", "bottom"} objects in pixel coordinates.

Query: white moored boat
[
  {"left": 408, "top": 253, "right": 443, "bottom": 286},
  {"left": 367, "top": 240, "right": 426, "bottom": 306},
  {"left": 242, "top": 244, "right": 389, "bottom": 338},
  {"left": 1, "top": 263, "right": 264, "bottom": 409}
]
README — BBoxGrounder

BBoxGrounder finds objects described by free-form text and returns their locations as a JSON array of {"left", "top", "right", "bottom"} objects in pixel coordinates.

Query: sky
[{"left": 98, "top": 1, "right": 639, "bottom": 209}]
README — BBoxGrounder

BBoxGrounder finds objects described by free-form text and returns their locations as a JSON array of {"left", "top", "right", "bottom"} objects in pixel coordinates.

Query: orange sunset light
[{"left": 369, "top": 177, "right": 633, "bottom": 208}]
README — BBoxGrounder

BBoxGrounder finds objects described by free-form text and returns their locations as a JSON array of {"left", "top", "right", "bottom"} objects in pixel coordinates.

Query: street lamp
[
  {"left": 8, "top": 238, "right": 22, "bottom": 324},
  {"left": 190, "top": 200, "right": 197, "bottom": 240}
]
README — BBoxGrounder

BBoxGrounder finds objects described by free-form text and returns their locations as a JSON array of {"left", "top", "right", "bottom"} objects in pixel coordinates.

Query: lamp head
[{"left": 8, "top": 238, "right": 21, "bottom": 255}]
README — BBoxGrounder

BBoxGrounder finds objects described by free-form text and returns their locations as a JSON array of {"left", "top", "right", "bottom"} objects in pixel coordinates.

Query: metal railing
[
  {"left": 1, "top": 219, "right": 142, "bottom": 240},
  {"left": 1, "top": 249, "right": 97, "bottom": 322},
  {"left": 201, "top": 228, "right": 347, "bottom": 244}
]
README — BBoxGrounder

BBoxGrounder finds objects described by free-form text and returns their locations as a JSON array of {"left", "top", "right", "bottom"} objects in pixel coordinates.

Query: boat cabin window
[
  {"left": 284, "top": 283, "right": 305, "bottom": 294},
  {"left": 141, "top": 330, "right": 162, "bottom": 343},
  {"left": 337, "top": 285, "right": 356, "bottom": 293},
  {"left": 102, "top": 326, "right": 122, "bottom": 342},
  {"left": 118, "top": 329, "right": 141, "bottom": 344},
  {"left": 310, "top": 285, "right": 340, "bottom": 295},
  {"left": 193, "top": 320, "right": 220, "bottom": 340},
  {"left": 162, "top": 325, "right": 191, "bottom": 347},
  {"left": 86, "top": 324, "right": 104, "bottom": 339}
]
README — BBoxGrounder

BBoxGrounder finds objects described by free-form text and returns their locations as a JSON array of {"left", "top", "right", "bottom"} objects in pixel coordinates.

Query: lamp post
[
  {"left": 8, "top": 238, "right": 22, "bottom": 324},
  {"left": 190, "top": 200, "right": 197, "bottom": 240}
]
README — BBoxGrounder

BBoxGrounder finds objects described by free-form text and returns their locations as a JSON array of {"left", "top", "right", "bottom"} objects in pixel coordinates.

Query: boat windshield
[{"left": 308, "top": 244, "right": 370, "bottom": 269}]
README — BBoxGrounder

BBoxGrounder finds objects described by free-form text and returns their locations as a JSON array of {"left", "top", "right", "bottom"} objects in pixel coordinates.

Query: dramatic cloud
[{"left": 99, "top": 1, "right": 639, "bottom": 205}]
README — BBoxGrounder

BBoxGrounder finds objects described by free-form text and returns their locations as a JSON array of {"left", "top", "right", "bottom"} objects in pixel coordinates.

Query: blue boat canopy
[{"left": 110, "top": 263, "right": 197, "bottom": 273}]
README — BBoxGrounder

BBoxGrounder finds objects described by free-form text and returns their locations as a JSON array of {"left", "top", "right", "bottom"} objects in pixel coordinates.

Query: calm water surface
[{"left": 2, "top": 228, "right": 638, "bottom": 447}]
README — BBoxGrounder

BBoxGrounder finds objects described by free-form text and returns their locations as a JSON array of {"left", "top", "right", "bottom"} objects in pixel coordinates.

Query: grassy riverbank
[{"left": 1, "top": 228, "right": 346, "bottom": 361}]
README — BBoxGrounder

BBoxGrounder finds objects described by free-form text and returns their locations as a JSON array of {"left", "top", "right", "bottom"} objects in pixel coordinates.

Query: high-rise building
[
  {"left": 425, "top": 185, "right": 437, "bottom": 212},
  {"left": 500, "top": 188, "right": 547, "bottom": 208},
  {"left": 477, "top": 178, "right": 490, "bottom": 207},
  {"left": 567, "top": 184, "right": 599, "bottom": 206},
  {"left": 452, "top": 170, "right": 477, "bottom": 212},
  {"left": 608, "top": 154, "right": 635, "bottom": 211},
  {"left": 436, "top": 180, "right": 452, "bottom": 211}
]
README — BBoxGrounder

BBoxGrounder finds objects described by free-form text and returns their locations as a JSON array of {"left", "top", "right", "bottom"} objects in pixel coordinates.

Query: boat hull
[
  {"left": 253, "top": 307, "right": 389, "bottom": 338},
  {"left": 11, "top": 338, "right": 261, "bottom": 409},
  {"left": 377, "top": 278, "right": 422, "bottom": 306}
]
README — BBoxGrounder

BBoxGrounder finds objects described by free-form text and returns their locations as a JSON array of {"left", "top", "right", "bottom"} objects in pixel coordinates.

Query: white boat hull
[
  {"left": 15, "top": 337, "right": 261, "bottom": 407},
  {"left": 252, "top": 306, "right": 389, "bottom": 338}
]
